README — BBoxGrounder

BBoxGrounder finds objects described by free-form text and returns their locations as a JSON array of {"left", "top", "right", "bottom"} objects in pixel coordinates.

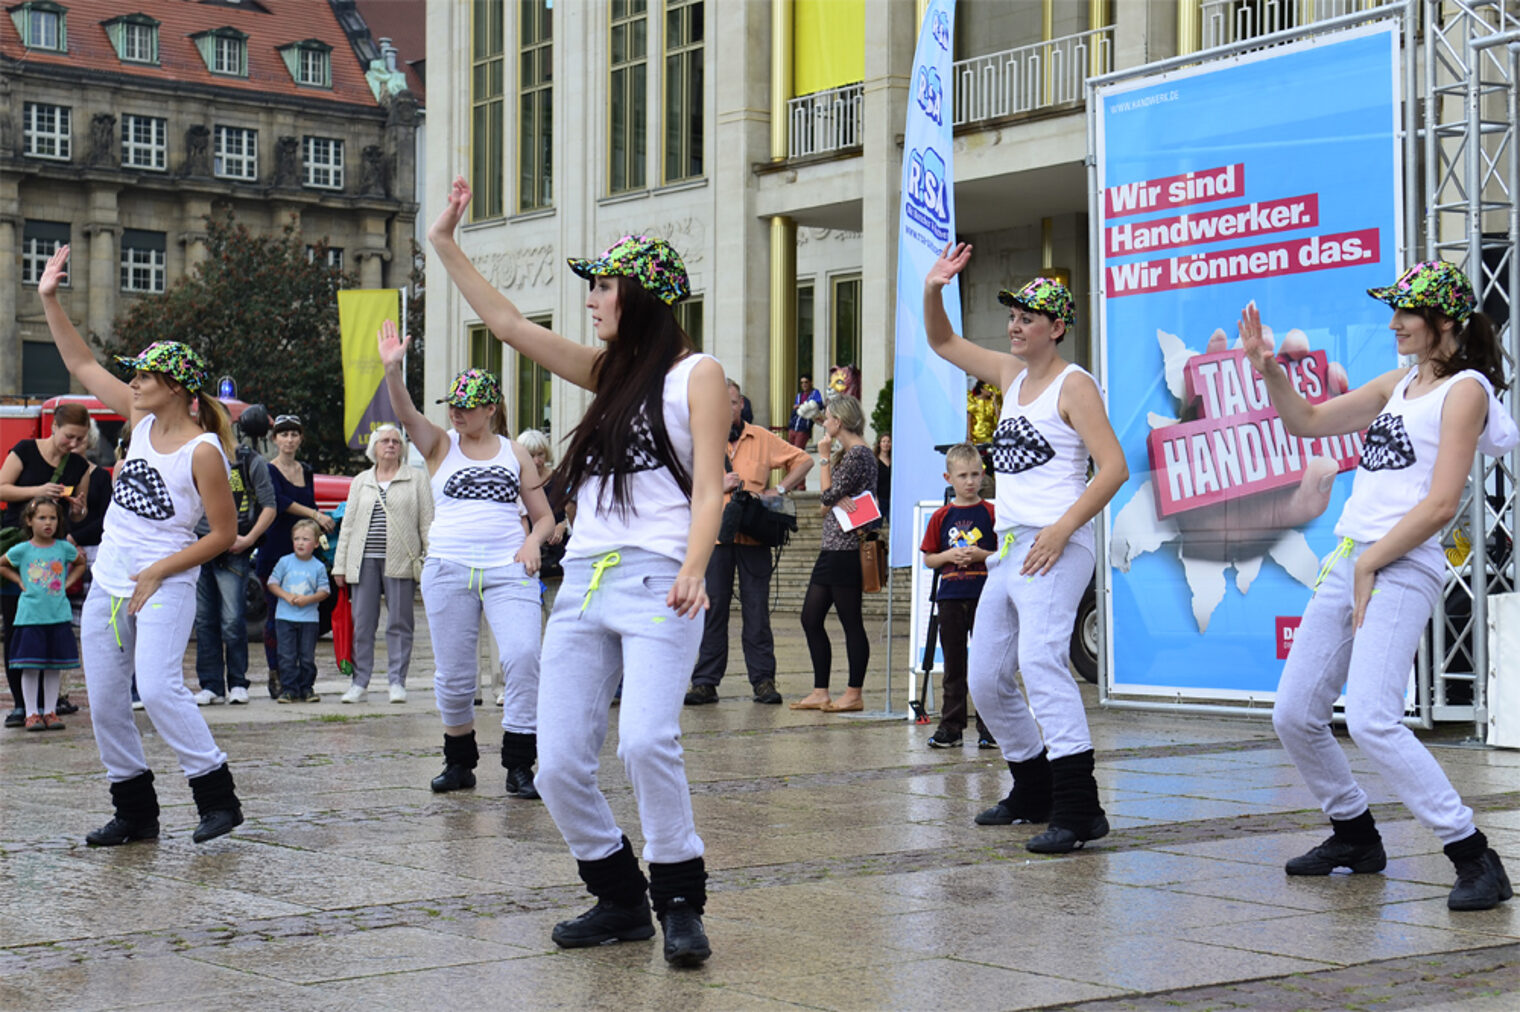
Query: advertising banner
[
  {"left": 1095, "top": 23, "right": 1403, "bottom": 698},
  {"left": 337, "top": 289, "right": 402, "bottom": 450},
  {"left": 890, "top": 0, "right": 967, "bottom": 565}
]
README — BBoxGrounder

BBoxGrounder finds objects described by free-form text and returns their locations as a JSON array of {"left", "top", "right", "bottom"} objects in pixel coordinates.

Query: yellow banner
[
  {"left": 794, "top": 0, "right": 865, "bottom": 96},
  {"left": 337, "top": 289, "right": 401, "bottom": 448}
]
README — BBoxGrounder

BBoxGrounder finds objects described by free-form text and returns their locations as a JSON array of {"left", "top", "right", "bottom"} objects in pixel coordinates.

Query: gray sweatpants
[
  {"left": 420, "top": 557, "right": 541, "bottom": 733},
  {"left": 968, "top": 526, "right": 1096, "bottom": 763},
  {"left": 535, "top": 548, "right": 705, "bottom": 864},
  {"left": 81, "top": 581, "right": 228, "bottom": 781},
  {"left": 1273, "top": 541, "right": 1475, "bottom": 844},
  {"left": 349, "top": 558, "right": 416, "bottom": 688}
]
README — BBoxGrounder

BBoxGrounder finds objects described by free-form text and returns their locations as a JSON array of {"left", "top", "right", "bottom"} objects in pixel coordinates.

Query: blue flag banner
[
  {"left": 890, "top": 0, "right": 966, "bottom": 566},
  {"left": 1096, "top": 23, "right": 1402, "bottom": 699}
]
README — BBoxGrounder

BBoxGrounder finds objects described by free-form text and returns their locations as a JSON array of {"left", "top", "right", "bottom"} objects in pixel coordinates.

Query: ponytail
[
  {"left": 1426, "top": 308, "right": 1509, "bottom": 392},
  {"left": 491, "top": 402, "right": 510, "bottom": 438},
  {"left": 196, "top": 392, "right": 238, "bottom": 460}
]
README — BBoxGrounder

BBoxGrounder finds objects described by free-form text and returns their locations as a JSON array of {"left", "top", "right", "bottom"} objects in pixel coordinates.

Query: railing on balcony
[
  {"left": 951, "top": 25, "right": 1114, "bottom": 127},
  {"left": 1200, "top": 0, "right": 1361, "bottom": 49},
  {"left": 787, "top": 82, "right": 864, "bottom": 159}
]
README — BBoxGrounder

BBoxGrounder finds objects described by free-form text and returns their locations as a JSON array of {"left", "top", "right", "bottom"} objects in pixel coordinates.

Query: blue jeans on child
[{"left": 276, "top": 619, "right": 319, "bottom": 697}]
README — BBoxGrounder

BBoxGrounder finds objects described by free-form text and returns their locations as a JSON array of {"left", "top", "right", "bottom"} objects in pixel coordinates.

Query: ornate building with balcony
[{"left": 0, "top": 0, "right": 420, "bottom": 394}]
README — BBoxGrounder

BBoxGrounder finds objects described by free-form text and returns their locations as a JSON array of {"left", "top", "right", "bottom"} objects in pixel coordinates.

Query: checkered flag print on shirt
[
  {"left": 589, "top": 412, "right": 665, "bottom": 475},
  {"left": 1358, "top": 414, "right": 1416, "bottom": 472},
  {"left": 441, "top": 466, "right": 521, "bottom": 503},
  {"left": 990, "top": 416, "right": 1056, "bottom": 474},
  {"left": 112, "top": 458, "right": 175, "bottom": 521}
]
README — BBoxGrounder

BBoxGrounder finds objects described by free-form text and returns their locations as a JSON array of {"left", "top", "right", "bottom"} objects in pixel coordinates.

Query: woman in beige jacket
[{"left": 333, "top": 424, "right": 432, "bottom": 703}]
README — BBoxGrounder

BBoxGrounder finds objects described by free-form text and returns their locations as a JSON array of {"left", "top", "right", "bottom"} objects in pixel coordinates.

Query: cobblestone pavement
[{"left": 2, "top": 593, "right": 1518, "bottom": 1010}]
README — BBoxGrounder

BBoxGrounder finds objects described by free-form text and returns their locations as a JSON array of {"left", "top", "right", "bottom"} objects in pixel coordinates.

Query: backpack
[{"left": 230, "top": 445, "right": 260, "bottom": 536}]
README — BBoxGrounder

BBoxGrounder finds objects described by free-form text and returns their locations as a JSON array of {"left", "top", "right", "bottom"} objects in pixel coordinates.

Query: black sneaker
[
  {"left": 1026, "top": 815, "right": 1110, "bottom": 853},
  {"left": 684, "top": 684, "right": 718, "bottom": 706},
  {"left": 977, "top": 736, "right": 998, "bottom": 750},
  {"left": 927, "top": 728, "right": 962, "bottom": 749},
  {"left": 85, "top": 816, "right": 160, "bottom": 847},
  {"left": 752, "top": 679, "right": 783, "bottom": 705},
  {"left": 4, "top": 708, "right": 24, "bottom": 728},
  {"left": 430, "top": 764, "right": 477, "bottom": 793},
  {"left": 551, "top": 898, "right": 656, "bottom": 948},
  {"left": 55, "top": 695, "right": 79, "bottom": 715},
  {"left": 659, "top": 898, "right": 711, "bottom": 967},
  {"left": 267, "top": 669, "right": 281, "bottom": 699},
  {"left": 1285, "top": 834, "right": 1387, "bottom": 876},
  {"left": 192, "top": 808, "right": 244, "bottom": 844},
  {"left": 1449, "top": 849, "right": 1514, "bottom": 911},
  {"left": 276, "top": 691, "right": 299, "bottom": 704},
  {"left": 505, "top": 766, "right": 540, "bottom": 799}
]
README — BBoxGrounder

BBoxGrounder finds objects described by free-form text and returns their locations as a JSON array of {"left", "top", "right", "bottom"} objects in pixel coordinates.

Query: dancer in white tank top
[
  {"left": 1243, "top": 260, "right": 1518, "bottom": 911},
  {"left": 36, "top": 245, "right": 246, "bottom": 847},
  {"left": 376, "top": 351, "right": 554, "bottom": 799},
  {"left": 429, "top": 175, "right": 727, "bottom": 968},
  {"left": 924, "top": 245, "right": 1129, "bottom": 854}
]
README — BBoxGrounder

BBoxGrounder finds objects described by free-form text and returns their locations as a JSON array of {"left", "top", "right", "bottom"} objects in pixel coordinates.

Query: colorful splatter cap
[
  {"left": 115, "top": 341, "right": 209, "bottom": 394},
  {"left": 437, "top": 368, "right": 503, "bottom": 408},
  {"left": 997, "top": 277, "right": 1076, "bottom": 325},
  {"left": 567, "top": 235, "right": 691, "bottom": 306},
  {"left": 1367, "top": 261, "right": 1476, "bottom": 322}
]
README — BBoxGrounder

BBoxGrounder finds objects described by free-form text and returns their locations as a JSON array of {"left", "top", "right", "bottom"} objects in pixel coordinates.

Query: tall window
[
  {"left": 518, "top": 0, "right": 553, "bottom": 212},
  {"left": 213, "top": 125, "right": 257, "bottom": 180},
  {"left": 470, "top": 0, "right": 505, "bottom": 220},
  {"left": 298, "top": 46, "right": 330, "bottom": 86},
  {"left": 796, "top": 281, "right": 815, "bottom": 382},
  {"left": 663, "top": 0, "right": 703, "bottom": 183},
  {"left": 214, "top": 34, "right": 245, "bottom": 74},
  {"left": 121, "top": 114, "right": 167, "bottom": 171},
  {"left": 22, "top": 103, "right": 70, "bottom": 160},
  {"left": 831, "top": 275, "right": 861, "bottom": 369},
  {"left": 518, "top": 315, "right": 554, "bottom": 435},
  {"left": 121, "top": 229, "right": 167, "bottom": 294},
  {"left": 15, "top": 1, "right": 66, "bottom": 51},
  {"left": 673, "top": 298, "right": 703, "bottom": 352},
  {"left": 468, "top": 324, "right": 503, "bottom": 376},
  {"left": 22, "top": 220, "right": 69, "bottom": 286},
  {"left": 303, "top": 136, "right": 344, "bottom": 190},
  {"left": 609, "top": 0, "right": 647, "bottom": 193},
  {"left": 106, "top": 15, "right": 159, "bottom": 63}
]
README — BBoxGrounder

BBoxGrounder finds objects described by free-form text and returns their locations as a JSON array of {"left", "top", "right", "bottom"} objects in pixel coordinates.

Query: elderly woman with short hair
[{"left": 332, "top": 423, "right": 432, "bottom": 703}]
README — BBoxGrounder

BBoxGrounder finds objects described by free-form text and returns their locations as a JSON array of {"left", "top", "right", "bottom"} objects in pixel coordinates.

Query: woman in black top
[{"left": 0, "top": 402, "right": 91, "bottom": 727}]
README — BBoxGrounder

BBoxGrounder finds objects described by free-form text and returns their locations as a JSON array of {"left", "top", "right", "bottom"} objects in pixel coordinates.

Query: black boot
[
  {"left": 1026, "top": 750, "right": 1108, "bottom": 853},
  {"left": 86, "top": 770, "right": 161, "bottom": 847},
  {"left": 1285, "top": 810, "right": 1387, "bottom": 876},
  {"left": 501, "top": 731, "right": 540, "bottom": 799},
  {"left": 552, "top": 835, "right": 656, "bottom": 948},
  {"left": 1446, "top": 830, "right": 1514, "bottom": 910},
  {"left": 188, "top": 764, "right": 244, "bottom": 843},
  {"left": 431, "top": 731, "right": 478, "bottom": 792},
  {"left": 975, "top": 751, "right": 1052, "bottom": 826},
  {"left": 649, "top": 856, "right": 711, "bottom": 966}
]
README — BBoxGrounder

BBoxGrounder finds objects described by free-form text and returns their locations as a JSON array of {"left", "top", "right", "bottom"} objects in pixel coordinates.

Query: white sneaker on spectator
[
  {"left": 389, "top": 684, "right": 407, "bottom": 704},
  {"left": 340, "top": 685, "right": 366, "bottom": 704},
  {"left": 495, "top": 692, "right": 505, "bottom": 706},
  {"left": 228, "top": 686, "right": 250, "bottom": 705},
  {"left": 193, "top": 689, "right": 223, "bottom": 706}
]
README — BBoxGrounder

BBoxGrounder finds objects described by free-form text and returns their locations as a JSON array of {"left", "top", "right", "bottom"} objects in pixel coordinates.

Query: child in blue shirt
[
  {"left": 267, "top": 519, "right": 330, "bottom": 703},
  {"left": 919, "top": 445, "right": 997, "bottom": 749},
  {"left": 1, "top": 497, "right": 86, "bottom": 730}
]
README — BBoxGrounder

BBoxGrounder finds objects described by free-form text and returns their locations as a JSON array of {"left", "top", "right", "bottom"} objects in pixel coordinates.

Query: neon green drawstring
[
  {"left": 108, "top": 596, "right": 126, "bottom": 650},
  {"left": 468, "top": 566, "right": 485, "bottom": 602},
  {"left": 998, "top": 531, "right": 1017, "bottom": 559},
  {"left": 1314, "top": 537, "right": 1355, "bottom": 590},
  {"left": 581, "top": 551, "right": 622, "bottom": 612}
]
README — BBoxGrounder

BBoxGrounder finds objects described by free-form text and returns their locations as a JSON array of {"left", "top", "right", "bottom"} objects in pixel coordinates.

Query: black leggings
[{"left": 800, "top": 581, "right": 869, "bottom": 690}]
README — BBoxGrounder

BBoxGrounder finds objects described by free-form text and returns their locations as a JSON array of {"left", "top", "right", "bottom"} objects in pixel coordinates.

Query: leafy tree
[
  {"left": 107, "top": 212, "right": 423, "bottom": 474},
  {"left": 871, "top": 378, "right": 893, "bottom": 440}
]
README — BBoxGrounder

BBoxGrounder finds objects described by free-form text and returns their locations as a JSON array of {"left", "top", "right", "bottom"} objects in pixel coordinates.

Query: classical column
[
  {"left": 0, "top": 175, "right": 19, "bottom": 392},
  {"left": 768, "top": 215, "right": 797, "bottom": 429},
  {"left": 770, "top": 0, "right": 793, "bottom": 161},
  {"left": 1177, "top": 0, "right": 1200, "bottom": 56}
]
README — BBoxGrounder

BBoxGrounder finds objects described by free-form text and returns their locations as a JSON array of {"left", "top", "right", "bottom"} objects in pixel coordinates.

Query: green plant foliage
[{"left": 871, "top": 377, "right": 893, "bottom": 440}]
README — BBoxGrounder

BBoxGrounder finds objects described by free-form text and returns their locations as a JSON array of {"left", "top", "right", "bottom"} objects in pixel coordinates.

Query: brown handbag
[{"left": 859, "top": 533, "right": 886, "bottom": 593}]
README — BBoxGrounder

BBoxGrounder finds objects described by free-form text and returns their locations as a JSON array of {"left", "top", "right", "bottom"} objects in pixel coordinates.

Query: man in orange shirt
[{"left": 685, "top": 381, "right": 812, "bottom": 705}]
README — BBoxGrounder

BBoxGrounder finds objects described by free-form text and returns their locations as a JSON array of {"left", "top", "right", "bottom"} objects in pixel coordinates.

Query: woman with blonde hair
[{"left": 333, "top": 423, "right": 432, "bottom": 704}]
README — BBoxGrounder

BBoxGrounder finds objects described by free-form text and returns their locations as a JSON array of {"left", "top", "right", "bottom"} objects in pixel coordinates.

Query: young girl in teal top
[{"left": 0, "top": 497, "right": 86, "bottom": 730}]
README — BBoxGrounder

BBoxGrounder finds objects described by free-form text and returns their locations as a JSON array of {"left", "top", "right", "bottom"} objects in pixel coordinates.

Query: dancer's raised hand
[
  {"left": 1238, "top": 301, "right": 1279, "bottom": 376},
  {"left": 925, "top": 242, "right": 973, "bottom": 292},
  {"left": 377, "top": 318, "right": 410, "bottom": 369},
  {"left": 427, "top": 176, "right": 473, "bottom": 245},
  {"left": 38, "top": 245, "right": 70, "bottom": 298}
]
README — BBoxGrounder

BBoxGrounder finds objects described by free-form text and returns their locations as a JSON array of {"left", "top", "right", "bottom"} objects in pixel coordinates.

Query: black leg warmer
[
  {"left": 444, "top": 730, "right": 480, "bottom": 770},
  {"left": 577, "top": 835, "right": 649, "bottom": 907},
  {"left": 500, "top": 730, "right": 537, "bottom": 769},
  {"left": 648, "top": 857, "right": 708, "bottom": 917},
  {"left": 1047, "top": 750, "right": 1104, "bottom": 832}
]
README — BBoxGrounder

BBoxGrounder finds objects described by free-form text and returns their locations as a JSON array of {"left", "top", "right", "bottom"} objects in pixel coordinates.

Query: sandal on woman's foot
[
  {"left": 822, "top": 698, "right": 863, "bottom": 713},
  {"left": 788, "top": 698, "right": 829, "bottom": 710}
]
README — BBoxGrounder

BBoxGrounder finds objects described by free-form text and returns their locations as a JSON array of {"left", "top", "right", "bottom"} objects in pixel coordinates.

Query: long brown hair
[
  {"left": 194, "top": 391, "right": 238, "bottom": 459},
  {"left": 1421, "top": 308, "right": 1508, "bottom": 392},
  {"left": 550, "top": 277, "right": 695, "bottom": 516}
]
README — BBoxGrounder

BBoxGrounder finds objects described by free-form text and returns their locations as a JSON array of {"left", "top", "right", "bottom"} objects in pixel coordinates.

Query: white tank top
[
  {"left": 568, "top": 353, "right": 710, "bottom": 564},
  {"left": 1337, "top": 369, "right": 1515, "bottom": 556},
  {"left": 990, "top": 363, "right": 1096, "bottom": 552},
  {"left": 94, "top": 414, "right": 228, "bottom": 598},
  {"left": 426, "top": 431, "right": 525, "bottom": 568}
]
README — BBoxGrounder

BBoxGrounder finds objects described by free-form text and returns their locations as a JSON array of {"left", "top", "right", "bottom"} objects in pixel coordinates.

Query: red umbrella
[{"left": 331, "top": 584, "right": 355, "bottom": 677}]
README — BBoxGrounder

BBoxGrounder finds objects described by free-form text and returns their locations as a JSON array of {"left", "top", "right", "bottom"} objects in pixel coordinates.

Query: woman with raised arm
[
  {"left": 429, "top": 177, "right": 727, "bottom": 968},
  {"left": 924, "top": 244, "right": 1128, "bottom": 854},
  {"left": 1242, "top": 262, "right": 1517, "bottom": 911},
  {"left": 377, "top": 334, "right": 553, "bottom": 799},
  {"left": 35, "top": 246, "right": 244, "bottom": 846}
]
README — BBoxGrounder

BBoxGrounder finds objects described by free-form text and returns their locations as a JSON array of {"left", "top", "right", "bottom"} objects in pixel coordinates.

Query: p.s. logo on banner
[{"left": 906, "top": 147, "right": 951, "bottom": 242}]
